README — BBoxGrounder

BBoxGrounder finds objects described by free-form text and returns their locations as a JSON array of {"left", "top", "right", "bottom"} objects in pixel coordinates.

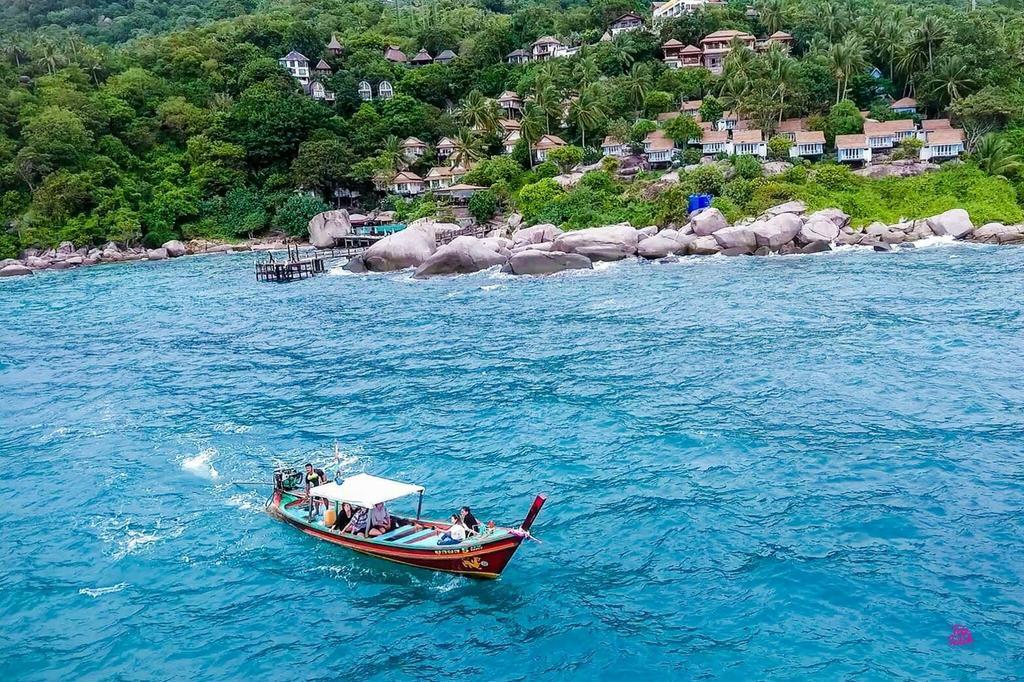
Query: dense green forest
[{"left": 2, "top": 0, "right": 1024, "bottom": 258}]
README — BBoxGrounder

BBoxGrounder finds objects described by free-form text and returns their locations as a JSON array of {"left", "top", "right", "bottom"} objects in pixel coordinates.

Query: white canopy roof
[{"left": 308, "top": 473, "right": 423, "bottom": 507}]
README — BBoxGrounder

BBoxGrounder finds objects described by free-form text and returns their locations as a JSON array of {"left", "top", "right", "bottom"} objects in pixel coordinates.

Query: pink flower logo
[{"left": 948, "top": 625, "right": 973, "bottom": 646}]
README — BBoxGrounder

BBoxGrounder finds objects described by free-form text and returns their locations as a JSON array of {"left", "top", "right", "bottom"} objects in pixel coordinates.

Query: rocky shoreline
[
  {"left": 0, "top": 237, "right": 293, "bottom": 278},
  {"left": 342, "top": 204, "right": 1024, "bottom": 278}
]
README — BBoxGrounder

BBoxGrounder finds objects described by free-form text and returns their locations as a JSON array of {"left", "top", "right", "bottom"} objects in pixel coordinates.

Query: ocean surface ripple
[{"left": 1, "top": 245, "right": 1023, "bottom": 679}]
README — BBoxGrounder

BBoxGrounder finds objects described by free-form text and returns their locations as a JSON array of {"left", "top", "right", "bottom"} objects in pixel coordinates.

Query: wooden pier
[{"left": 255, "top": 242, "right": 326, "bottom": 282}]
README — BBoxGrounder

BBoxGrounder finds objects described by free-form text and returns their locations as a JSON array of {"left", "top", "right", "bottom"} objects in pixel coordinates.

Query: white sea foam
[
  {"left": 480, "top": 284, "right": 504, "bottom": 291},
  {"left": 79, "top": 582, "right": 128, "bottom": 598},
  {"left": 213, "top": 422, "right": 251, "bottom": 434},
  {"left": 911, "top": 234, "right": 958, "bottom": 248},
  {"left": 226, "top": 492, "right": 263, "bottom": 513},
  {"left": 181, "top": 448, "right": 220, "bottom": 480},
  {"left": 112, "top": 530, "right": 160, "bottom": 560}
]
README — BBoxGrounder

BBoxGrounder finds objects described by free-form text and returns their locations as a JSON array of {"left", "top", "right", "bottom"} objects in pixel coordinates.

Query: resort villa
[
  {"left": 643, "top": 129, "right": 678, "bottom": 166},
  {"left": 533, "top": 134, "right": 567, "bottom": 162},
  {"left": 652, "top": 0, "right": 726, "bottom": 23},
  {"left": 836, "top": 135, "right": 872, "bottom": 164},
  {"left": 791, "top": 131, "right": 826, "bottom": 158},
  {"left": 608, "top": 12, "right": 645, "bottom": 36},
  {"left": 731, "top": 129, "right": 767, "bottom": 158},
  {"left": 662, "top": 30, "right": 792, "bottom": 71},
  {"left": 435, "top": 137, "right": 456, "bottom": 160},
  {"left": 920, "top": 127, "right": 966, "bottom": 161},
  {"left": 890, "top": 97, "right": 918, "bottom": 115},
  {"left": 400, "top": 137, "right": 428, "bottom": 159},
  {"left": 390, "top": 171, "right": 425, "bottom": 195},
  {"left": 602, "top": 136, "right": 628, "bottom": 157}
]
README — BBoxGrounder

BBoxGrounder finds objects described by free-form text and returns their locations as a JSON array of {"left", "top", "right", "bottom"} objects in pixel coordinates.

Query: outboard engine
[{"left": 273, "top": 467, "right": 301, "bottom": 492}]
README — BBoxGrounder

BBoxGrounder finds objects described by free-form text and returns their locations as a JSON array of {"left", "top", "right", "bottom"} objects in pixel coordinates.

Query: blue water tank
[{"left": 688, "top": 193, "right": 712, "bottom": 213}]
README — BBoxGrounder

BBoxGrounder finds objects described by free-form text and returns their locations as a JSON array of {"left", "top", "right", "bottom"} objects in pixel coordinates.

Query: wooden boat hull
[{"left": 267, "top": 490, "right": 530, "bottom": 579}]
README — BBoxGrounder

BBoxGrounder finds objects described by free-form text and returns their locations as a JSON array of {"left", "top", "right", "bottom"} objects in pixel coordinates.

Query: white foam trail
[
  {"left": 226, "top": 492, "right": 262, "bottom": 513},
  {"left": 79, "top": 583, "right": 128, "bottom": 598},
  {"left": 181, "top": 448, "right": 219, "bottom": 480},
  {"left": 112, "top": 530, "right": 160, "bottom": 560},
  {"left": 911, "top": 234, "right": 957, "bottom": 248},
  {"left": 480, "top": 284, "right": 504, "bottom": 291}
]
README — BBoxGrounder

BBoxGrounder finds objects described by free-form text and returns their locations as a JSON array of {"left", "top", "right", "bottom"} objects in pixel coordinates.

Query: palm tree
[
  {"left": 916, "top": 14, "right": 947, "bottom": 67},
  {"left": 380, "top": 135, "right": 405, "bottom": 171},
  {"left": 532, "top": 82, "right": 562, "bottom": 134},
  {"left": 450, "top": 128, "right": 485, "bottom": 168},
  {"left": 459, "top": 90, "right": 500, "bottom": 135},
  {"left": 818, "top": 0, "right": 849, "bottom": 42},
  {"left": 34, "top": 37, "right": 63, "bottom": 75},
  {"left": 568, "top": 85, "right": 605, "bottom": 149},
  {"left": 721, "top": 37, "right": 756, "bottom": 81},
  {"left": 766, "top": 45, "right": 798, "bottom": 123},
  {"left": 896, "top": 39, "right": 928, "bottom": 97},
  {"left": 756, "top": 0, "right": 787, "bottom": 35},
  {"left": 927, "top": 55, "right": 973, "bottom": 109},
  {"left": 573, "top": 54, "right": 600, "bottom": 88},
  {"left": 519, "top": 106, "right": 546, "bottom": 169},
  {"left": 828, "top": 35, "right": 867, "bottom": 103},
  {"left": 624, "top": 63, "right": 652, "bottom": 112},
  {"left": 610, "top": 40, "right": 636, "bottom": 73},
  {"left": 878, "top": 18, "right": 906, "bottom": 80},
  {"left": 1, "top": 37, "right": 26, "bottom": 67},
  {"left": 973, "top": 134, "right": 1023, "bottom": 178}
]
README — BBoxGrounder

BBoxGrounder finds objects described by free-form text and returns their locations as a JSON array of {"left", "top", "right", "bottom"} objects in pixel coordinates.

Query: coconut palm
[
  {"left": 896, "top": 38, "right": 928, "bottom": 97},
  {"left": 624, "top": 63, "right": 652, "bottom": 111},
  {"left": 927, "top": 55, "right": 973, "bottom": 109},
  {"left": 818, "top": 0, "right": 849, "bottom": 42},
  {"left": 34, "top": 37, "right": 63, "bottom": 75},
  {"left": 877, "top": 18, "right": 906, "bottom": 79},
  {"left": 532, "top": 81, "right": 562, "bottom": 134},
  {"left": 459, "top": 90, "right": 501, "bottom": 135},
  {"left": 573, "top": 54, "right": 600, "bottom": 88},
  {"left": 766, "top": 45, "right": 799, "bottom": 122},
  {"left": 756, "top": 0, "right": 788, "bottom": 35},
  {"left": 1, "top": 37, "right": 26, "bottom": 67},
  {"left": 915, "top": 14, "right": 947, "bottom": 67},
  {"left": 568, "top": 85, "right": 606, "bottom": 149},
  {"left": 721, "top": 38, "right": 757, "bottom": 81},
  {"left": 379, "top": 135, "right": 405, "bottom": 171},
  {"left": 450, "top": 128, "right": 485, "bottom": 168},
  {"left": 828, "top": 35, "right": 867, "bottom": 103},
  {"left": 973, "top": 134, "right": 1023, "bottom": 178},
  {"left": 519, "top": 105, "right": 546, "bottom": 168}
]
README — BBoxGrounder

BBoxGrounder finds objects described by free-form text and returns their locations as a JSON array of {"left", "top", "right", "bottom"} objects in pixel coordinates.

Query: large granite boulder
[
  {"left": 0, "top": 263, "right": 32, "bottom": 277},
  {"left": 412, "top": 236, "right": 507, "bottom": 278},
  {"left": 362, "top": 221, "right": 441, "bottom": 272},
  {"left": 926, "top": 209, "right": 973, "bottom": 238},
  {"left": 512, "top": 223, "right": 562, "bottom": 247},
  {"left": 688, "top": 235, "right": 722, "bottom": 255},
  {"left": 797, "top": 219, "right": 841, "bottom": 244},
  {"left": 637, "top": 235, "right": 683, "bottom": 259},
  {"left": 57, "top": 241, "right": 76, "bottom": 255},
  {"left": 762, "top": 161, "right": 793, "bottom": 176},
  {"left": 691, "top": 208, "right": 729, "bottom": 236},
  {"left": 854, "top": 161, "right": 939, "bottom": 179},
  {"left": 551, "top": 224, "right": 638, "bottom": 261},
  {"left": 162, "top": 240, "right": 186, "bottom": 258},
  {"left": 25, "top": 256, "right": 51, "bottom": 269},
  {"left": 146, "top": 248, "right": 168, "bottom": 260},
  {"left": 308, "top": 209, "right": 354, "bottom": 248},
  {"left": 806, "top": 208, "right": 851, "bottom": 229},
  {"left": 764, "top": 200, "right": 807, "bottom": 217},
  {"left": 713, "top": 224, "right": 758, "bottom": 250},
  {"left": 972, "top": 222, "right": 1023, "bottom": 243},
  {"left": 508, "top": 249, "right": 592, "bottom": 275},
  {"left": 752, "top": 213, "right": 802, "bottom": 249}
]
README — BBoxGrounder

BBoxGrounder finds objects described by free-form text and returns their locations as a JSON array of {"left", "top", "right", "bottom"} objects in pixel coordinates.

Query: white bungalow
[
  {"left": 716, "top": 111, "right": 740, "bottom": 131},
  {"left": 601, "top": 136, "right": 627, "bottom": 157},
  {"left": 498, "top": 91, "right": 523, "bottom": 117},
  {"left": 358, "top": 80, "right": 373, "bottom": 101},
  {"left": 644, "top": 129, "right": 677, "bottom": 166},
  {"left": 278, "top": 51, "right": 310, "bottom": 85},
  {"left": 425, "top": 166, "right": 456, "bottom": 190},
  {"left": 776, "top": 118, "right": 804, "bottom": 142},
  {"left": 390, "top": 171, "right": 424, "bottom": 195},
  {"left": 890, "top": 97, "right": 917, "bottom": 115},
  {"left": 836, "top": 134, "right": 871, "bottom": 164},
  {"left": 653, "top": 0, "right": 725, "bottom": 23},
  {"left": 609, "top": 12, "right": 644, "bottom": 36},
  {"left": 533, "top": 134, "right": 566, "bottom": 162},
  {"left": 923, "top": 118, "right": 952, "bottom": 132},
  {"left": 378, "top": 81, "right": 394, "bottom": 99},
  {"left": 790, "top": 130, "right": 825, "bottom": 158},
  {"left": 681, "top": 99, "right": 702, "bottom": 117},
  {"left": 506, "top": 49, "right": 530, "bottom": 65},
  {"left": 531, "top": 36, "right": 563, "bottom": 61},
  {"left": 864, "top": 121, "right": 896, "bottom": 151},
  {"left": 307, "top": 81, "right": 335, "bottom": 102},
  {"left": 700, "top": 30, "right": 755, "bottom": 75},
  {"left": 920, "top": 128, "right": 965, "bottom": 161},
  {"left": 732, "top": 129, "right": 766, "bottom": 158},
  {"left": 503, "top": 130, "right": 521, "bottom": 155},
  {"left": 401, "top": 137, "right": 428, "bottom": 158},
  {"left": 701, "top": 129, "right": 729, "bottom": 155},
  {"left": 887, "top": 118, "right": 919, "bottom": 143},
  {"left": 436, "top": 137, "right": 456, "bottom": 160}
]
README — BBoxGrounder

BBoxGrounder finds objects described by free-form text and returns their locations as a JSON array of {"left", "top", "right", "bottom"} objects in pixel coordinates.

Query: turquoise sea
[{"left": 1, "top": 243, "right": 1022, "bottom": 679}]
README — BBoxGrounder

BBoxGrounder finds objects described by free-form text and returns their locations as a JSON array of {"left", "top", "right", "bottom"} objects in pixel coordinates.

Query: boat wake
[
  {"left": 181, "top": 448, "right": 220, "bottom": 480},
  {"left": 226, "top": 492, "right": 263, "bottom": 513},
  {"left": 79, "top": 583, "right": 128, "bottom": 598}
]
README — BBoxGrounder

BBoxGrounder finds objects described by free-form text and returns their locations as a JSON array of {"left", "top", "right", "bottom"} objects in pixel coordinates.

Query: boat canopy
[{"left": 308, "top": 473, "right": 424, "bottom": 508}]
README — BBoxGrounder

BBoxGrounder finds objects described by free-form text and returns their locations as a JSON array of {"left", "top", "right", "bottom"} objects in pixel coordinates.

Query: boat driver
[{"left": 305, "top": 463, "right": 327, "bottom": 516}]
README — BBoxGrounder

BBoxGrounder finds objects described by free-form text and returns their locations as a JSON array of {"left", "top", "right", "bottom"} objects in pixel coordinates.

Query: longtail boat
[{"left": 267, "top": 468, "right": 546, "bottom": 579}]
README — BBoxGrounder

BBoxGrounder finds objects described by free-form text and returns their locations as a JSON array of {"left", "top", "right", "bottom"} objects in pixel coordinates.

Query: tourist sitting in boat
[
  {"left": 342, "top": 505, "right": 369, "bottom": 536},
  {"left": 437, "top": 515, "right": 467, "bottom": 546},
  {"left": 332, "top": 502, "right": 354, "bottom": 532},
  {"left": 367, "top": 502, "right": 392, "bottom": 537},
  {"left": 460, "top": 506, "right": 480, "bottom": 535}
]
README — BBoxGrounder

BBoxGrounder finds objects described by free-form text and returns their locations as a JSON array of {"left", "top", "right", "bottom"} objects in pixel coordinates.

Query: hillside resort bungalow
[
  {"left": 602, "top": 136, "right": 628, "bottom": 157},
  {"left": 920, "top": 127, "right": 965, "bottom": 161},
  {"left": 652, "top": 0, "right": 726, "bottom": 23},
  {"left": 384, "top": 46, "right": 407, "bottom": 63},
  {"left": 890, "top": 97, "right": 917, "bottom": 115},
  {"left": 506, "top": 49, "right": 530, "bottom": 65},
  {"left": 644, "top": 129, "right": 677, "bottom": 166},
  {"left": 662, "top": 30, "right": 791, "bottom": 71},
  {"left": 700, "top": 129, "right": 729, "bottom": 155},
  {"left": 400, "top": 137, "right": 428, "bottom": 159},
  {"left": 731, "top": 130, "right": 767, "bottom": 158},
  {"left": 436, "top": 137, "right": 456, "bottom": 160},
  {"left": 531, "top": 36, "right": 563, "bottom": 61},
  {"left": 279, "top": 51, "right": 311, "bottom": 84},
  {"left": 609, "top": 12, "right": 644, "bottom": 36},
  {"left": 790, "top": 131, "right": 826, "bottom": 158},
  {"left": 390, "top": 171, "right": 424, "bottom": 195},
  {"left": 498, "top": 91, "right": 523, "bottom": 118},
  {"left": 533, "top": 134, "right": 567, "bottom": 162},
  {"left": 700, "top": 30, "right": 756, "bottom": 74},
  {"left": 836, "top": 135, "right": 872, "bottom": 164}
]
